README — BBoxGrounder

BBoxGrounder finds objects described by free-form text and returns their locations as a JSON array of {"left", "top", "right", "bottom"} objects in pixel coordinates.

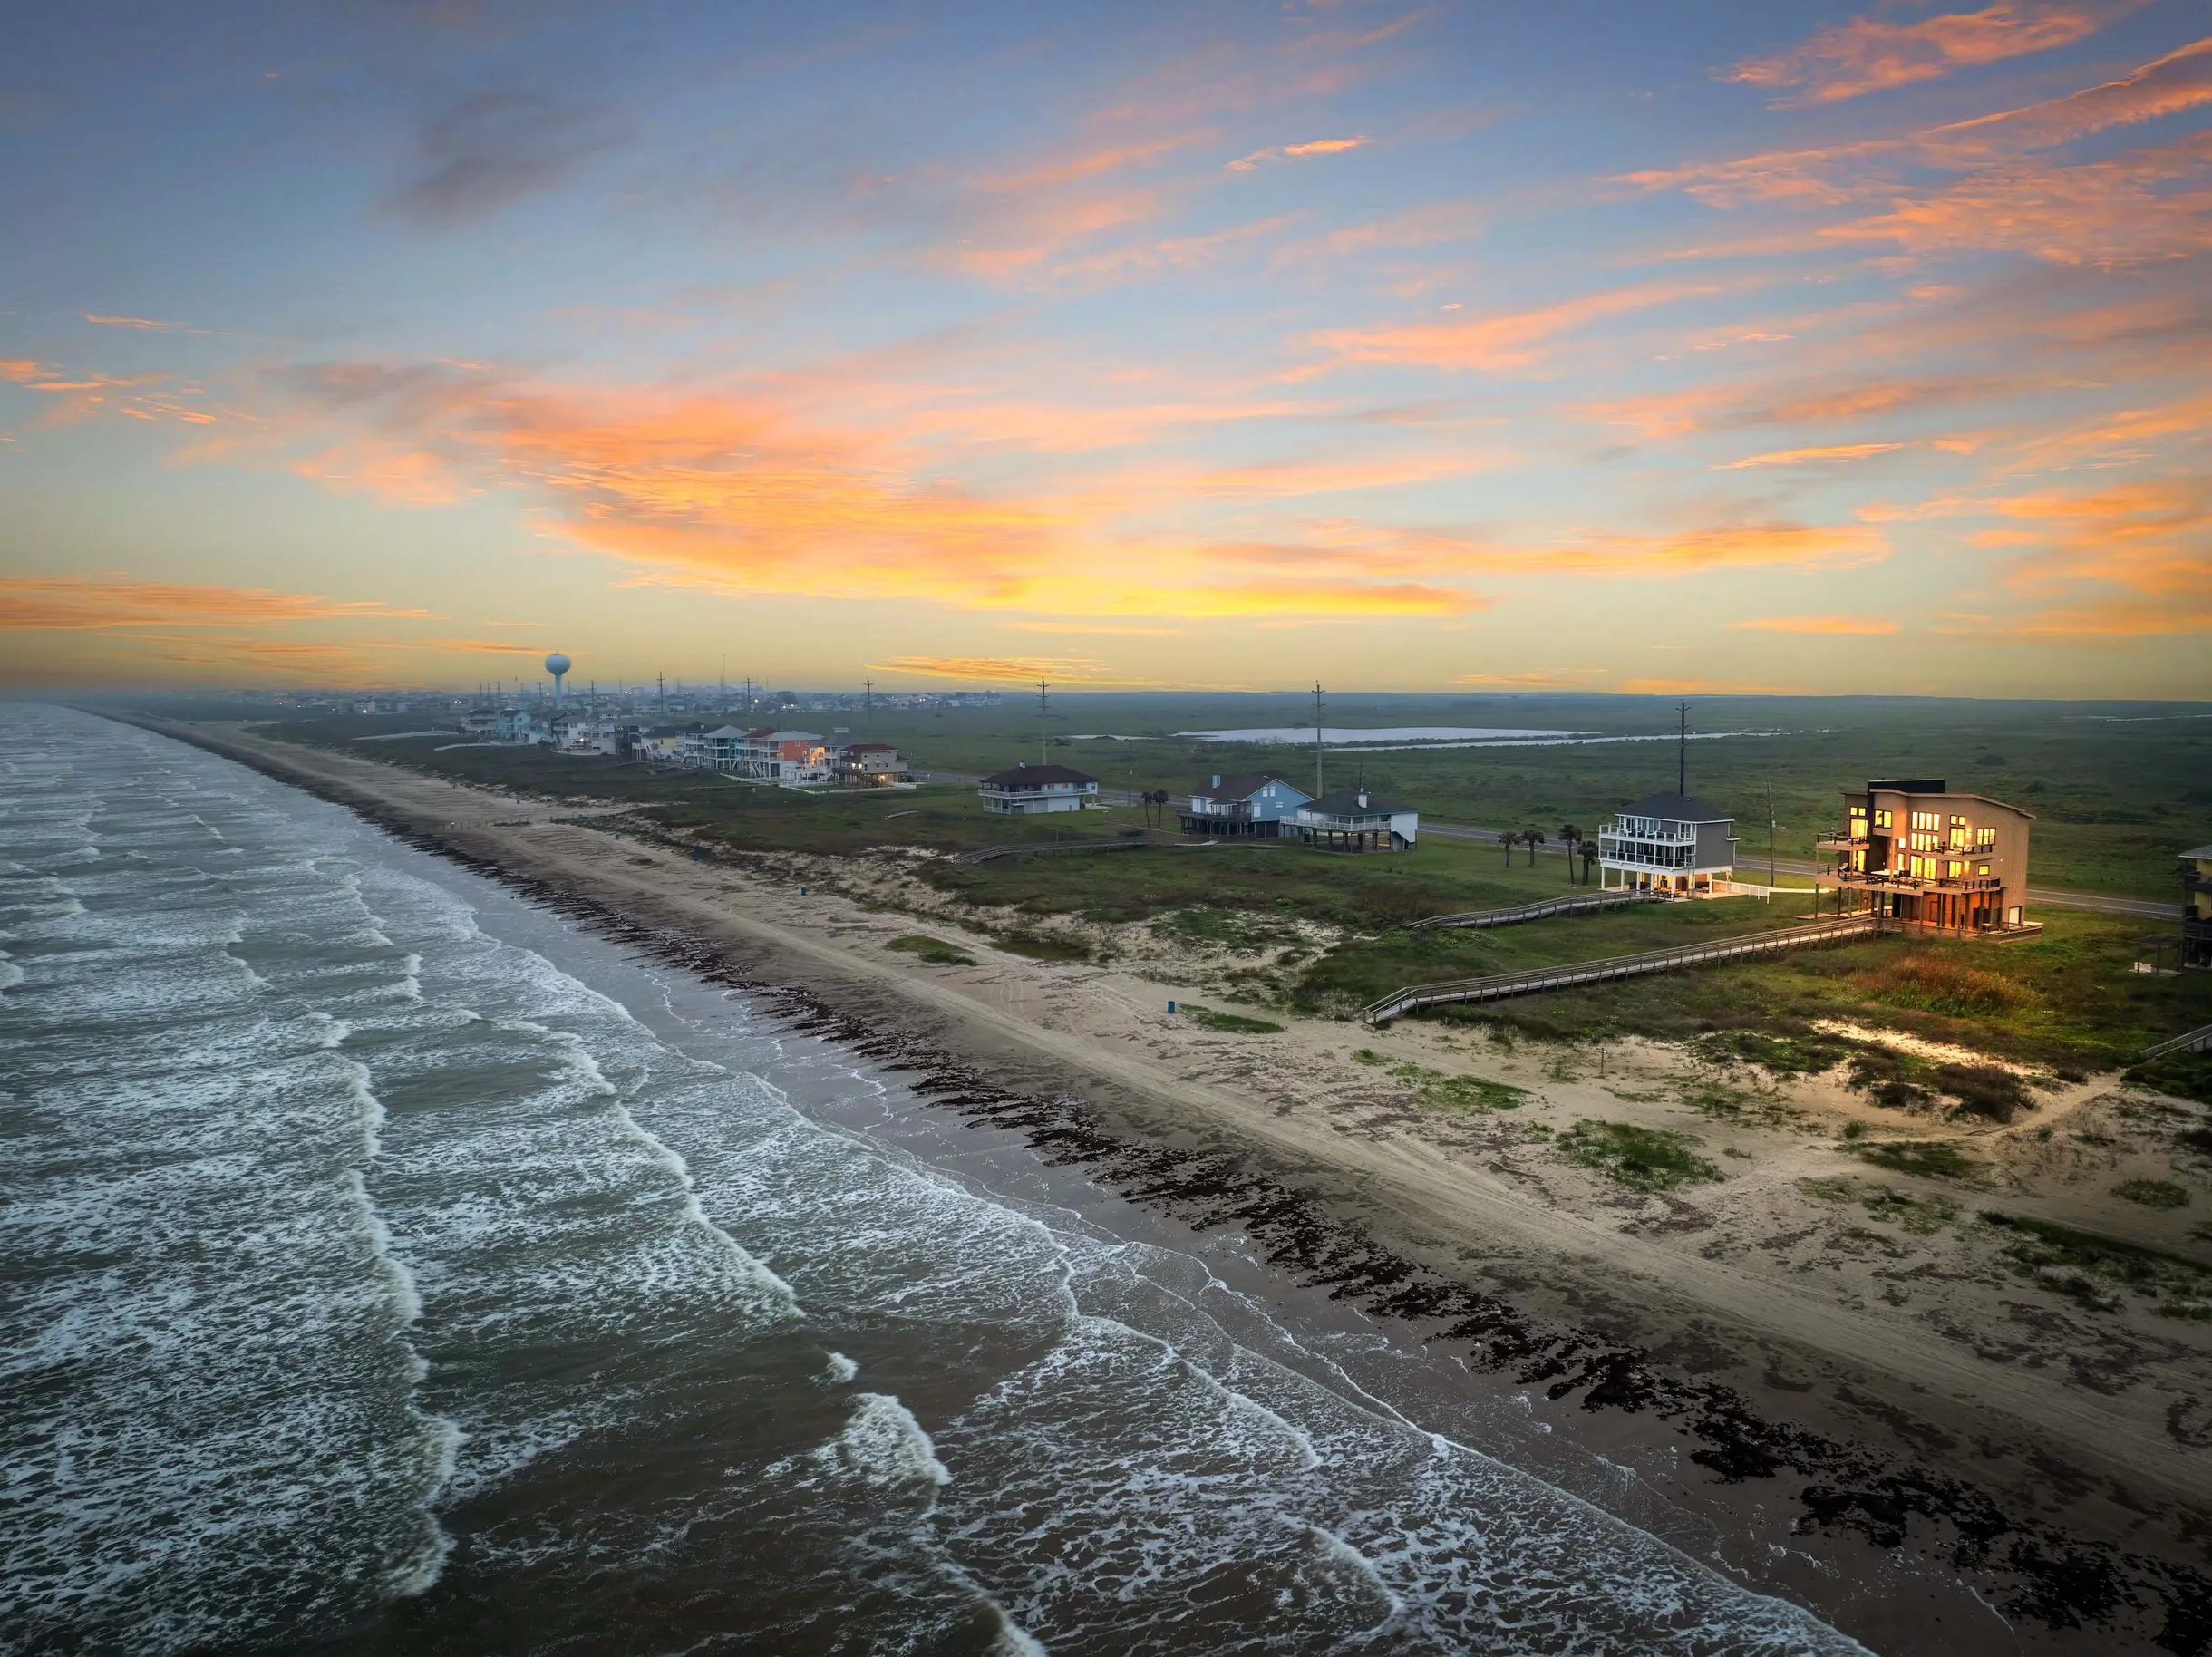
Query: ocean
[{"left": 0, "top": 705, "right": 1873, "bottom": 1654}]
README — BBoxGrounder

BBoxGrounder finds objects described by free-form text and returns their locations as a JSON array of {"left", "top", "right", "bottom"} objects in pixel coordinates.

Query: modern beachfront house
[
  {"left": 830, "top": 741, "right": 909, "bottom": 788},
  {"left": 1293, "top": 790, "right": 1418, "bottom": 852},
  {"left": 1596, "top": 793, "right": 1738, "bottom": 896},
  {"left": 977, "top": 762, "right": 1099, "bottom": 815},
  {"left": 2178, "top": 843, "right": 2211, "bottom": 969},
  {"left": 1816, "top": 779, "right": 2033, "bottom": 934},
  {"left": 1178, "top": 773, "right": 1312, "bottom": 838}
]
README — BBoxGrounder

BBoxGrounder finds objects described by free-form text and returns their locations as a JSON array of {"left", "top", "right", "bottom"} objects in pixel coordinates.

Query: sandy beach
[{"left": 139, "top": 717, "right": 2212, "bottom": 1651}]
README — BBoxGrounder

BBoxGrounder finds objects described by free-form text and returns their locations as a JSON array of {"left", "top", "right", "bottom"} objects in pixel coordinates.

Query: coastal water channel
[{"left": 2, "top": 704, "right": 1950, "bottom": 1654}]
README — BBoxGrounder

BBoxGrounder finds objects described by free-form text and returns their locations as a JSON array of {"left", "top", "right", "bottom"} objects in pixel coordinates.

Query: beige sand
[{"left": 156, "top": 720, "right": 2212, "bottom": 1576}]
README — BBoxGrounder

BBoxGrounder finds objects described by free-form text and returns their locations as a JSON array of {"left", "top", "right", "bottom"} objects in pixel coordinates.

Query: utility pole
[
  {"left": 1314, "top": 682, "right": 1325, "bottom": 799},
  {"left": 865, "top": 678, "right": 873, "bottom": 739},
  {"left": 1766, "top": 784, "right": 1778, "bottom": 904},
  {"left": 1038, "top": 679, "right": 1049, "bottom": 764},
  {"left": 657, "top": 672, "right": 665, "bottom": 716},
  {"left": 1677, "top": 700, "right": 1690, "bottom": 796}
]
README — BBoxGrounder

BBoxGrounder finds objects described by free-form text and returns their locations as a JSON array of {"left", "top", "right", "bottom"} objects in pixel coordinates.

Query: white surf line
[{"left": 341, "top": 1057, "right": 463, "bottom": 1598}]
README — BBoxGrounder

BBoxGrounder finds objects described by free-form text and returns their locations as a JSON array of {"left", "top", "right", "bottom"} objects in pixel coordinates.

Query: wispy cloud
[
  {"left": 1724, "top": 3, "right": 2134, "bottom": 108},
  {"left": 866, "top": 654, "right": 1114, "bottom": 683},
  {"left": 1226, "top": 134, "right": 1371, "bottom": 170},
  {"left": 1727, "top": 614, "right": 1902, "bottom": 635},
  {"left": 1307, "top": 280, "right": 1727, "bottom": 373},
  {"left": 0, "top": 575, "right": 433, "bottom": 630},
  {"left": 388, "top": 88, "right": 623, "bottom": 227},
  {"left": 1714, "top": 441, "right": 1907, "bottom": 469}
]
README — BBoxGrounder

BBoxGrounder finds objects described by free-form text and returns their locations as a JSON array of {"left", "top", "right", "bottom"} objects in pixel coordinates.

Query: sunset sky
[{"left": 4, "top": 1, "right": 2209, "bottom": 696}]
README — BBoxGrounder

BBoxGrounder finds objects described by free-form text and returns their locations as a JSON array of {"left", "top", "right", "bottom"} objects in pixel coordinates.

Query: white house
[
  {"left": 977, "top": 762, "right": 1099, "bottom": 815},
  {"left": 1179, "top": 772, "right": 1311, "bottom": 838},
  {"left": 1596, "top": 792, "right": 1738, "bottom": 896},
  {"left": 1294, "top": 790, "right": 1418, "bottom": 852}
]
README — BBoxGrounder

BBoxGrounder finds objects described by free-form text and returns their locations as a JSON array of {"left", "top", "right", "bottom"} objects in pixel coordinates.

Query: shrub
[
  {"left": 1856, "top": 954, "right": 2035, "bottom": 1017},
  {"left": 1856, "top": 1140, "right": 1983, "bottom": 1181},
  {"left": 2112, "top": 1179, "right": 2190, "bottom": 1210},
  {"left": 994, "top": 931, "right": 1091, "bottom": 963},
  {"left": 1692, "top": 1028, "right": 1845, "bottom": 1074},
  {"left": 1933, "top": 1063, "right": 2033, "bottom": 1123},
  {"left": 1848, "top": 1046, "right": 1930, "bottom": 1111},
  {"left": 1180, "top": 1005, "right": 1285, "bottom": 1034},
  {"left": 1557, "top": 1119, "right": 1721, "bottom": 1192},
  {"left": 1422, "top": 1074, "right": 1530, "bottom": 1111},
  {"left": 887, "top": 935, "right": 976, "bottom": 966},
  {"left": 2126, "top": 1052, "right": 2212, "bottom": 1106}
]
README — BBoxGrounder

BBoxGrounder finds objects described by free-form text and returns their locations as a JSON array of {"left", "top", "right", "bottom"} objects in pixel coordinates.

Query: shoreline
[{"left": 124, "top": 713, "right": 2212, "bottom": 1654}]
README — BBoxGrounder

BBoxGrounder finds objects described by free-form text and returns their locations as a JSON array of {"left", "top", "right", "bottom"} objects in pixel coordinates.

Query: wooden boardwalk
[
  {"left": 1363, "top": 916, "right": 1886, "bottom": 1026},
  {"left": 1405, "top": 890, "right": 1662, "bottom": 933},
  {"left": 2139, "top": 1021, "right": 2212, "bottom": 1062}
]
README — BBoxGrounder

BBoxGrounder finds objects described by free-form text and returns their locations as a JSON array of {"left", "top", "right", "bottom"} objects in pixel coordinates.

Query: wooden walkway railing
[
  {"left": 2139, "top": 1021, "right": 2212, "bottom": 1062},
  {"left": 1404, "top": 890, "right": 1662, "bottom": 933},
  {"left": 1363, "top": 916, "right": 1886, "bottom": 1026},
  {"left": 950, "top": 838, "right": 1148, "bottom": 866}
]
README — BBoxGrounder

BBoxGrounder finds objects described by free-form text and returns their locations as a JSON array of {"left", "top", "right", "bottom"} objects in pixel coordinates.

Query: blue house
[{"left": 1178, "top": 772, "right": 1312, "bottom": 838}]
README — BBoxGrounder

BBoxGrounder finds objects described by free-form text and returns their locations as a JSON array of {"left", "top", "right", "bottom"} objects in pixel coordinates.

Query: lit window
[
  {"left": 1911, "top": 810, "right": 1940, "bottom": 831},
  {"left": 1976, "top": 864, "right": 1991, "bottom": 877},
  {"left": 1873, "top": 809, "right": 1893, "bottom": 829},
  {"left": 1975, "top": 826, "right": 1996, "bottom": 848},
  {"left": 1947, "top": 860, "right": 1965, "bottom": 878}
]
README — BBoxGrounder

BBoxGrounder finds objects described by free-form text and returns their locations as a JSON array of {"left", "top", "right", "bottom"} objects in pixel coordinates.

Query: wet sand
[{"left": 127, "top": 716, "right": 2212, "bottom": 1654}]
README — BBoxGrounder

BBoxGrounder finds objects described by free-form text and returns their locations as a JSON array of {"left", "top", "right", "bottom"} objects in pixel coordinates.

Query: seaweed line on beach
[{"left": 134, "top": 718, "right": 2212, "bottom": 1655}]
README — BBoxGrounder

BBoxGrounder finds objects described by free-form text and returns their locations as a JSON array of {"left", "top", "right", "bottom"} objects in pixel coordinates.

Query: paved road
[{"left": 1425, "top": 820, "right": 2182, "bottom": 920}]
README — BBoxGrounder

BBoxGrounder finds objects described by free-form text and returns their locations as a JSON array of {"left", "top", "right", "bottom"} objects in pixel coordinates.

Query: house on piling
[
  {"left": 2179, "top": 844, "right": 2212, "bottom": 969},
  {"left": 1179, "top": 772, "right": 1312, "bottom": 838},
  {"left": 1815, "top": 779, "right": 2034, "bottom": 934},
  {"left": 1292, "top": 789, "right": 1418, "bottom": 852},
  {"left": 1596, "top": 793, "right": 1737, "bottom": 896},
  {"left": 977, "top": 761, "right": 1099, "bottom": 815}
]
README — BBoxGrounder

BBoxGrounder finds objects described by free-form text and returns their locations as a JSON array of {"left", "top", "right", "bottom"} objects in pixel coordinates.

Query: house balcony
[
  {"left": 1825, "top": 868, "right": 2003, "bottom": 895},
  {"left": 1604, "top": 827, "right": 1696, "bottom": 846},
  {"left": 1814, "top": 830, "right": 1864, "bottom": 850}
]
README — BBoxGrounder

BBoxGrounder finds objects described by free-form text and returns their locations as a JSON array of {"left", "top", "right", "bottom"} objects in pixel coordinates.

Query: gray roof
[
  {"left": 1303, "top": 790, "right": 1415, "bottom": 818},
  {"left": 979, "top": 762, "right": 1098, "bottom": 788},
  {"left": 2183, "top": 845, "right": 2212, "bottom": 860},
  {"left": 1623, "top": 791, "right": 1731, "bottom": 823},
  {"left": 1192, "top": 771, "right": 1304, "bottom": 802}
]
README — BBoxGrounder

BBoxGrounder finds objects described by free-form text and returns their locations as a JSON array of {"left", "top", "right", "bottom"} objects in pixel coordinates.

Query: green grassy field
[
  {"left": 209, "top": 688, "right": 2212, "bottom": 899},
  {"left": 131, "top": 694, "right": 2212, "bottom": 1065}
]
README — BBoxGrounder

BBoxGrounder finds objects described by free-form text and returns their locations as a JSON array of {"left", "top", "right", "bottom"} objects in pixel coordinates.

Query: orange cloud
[
  {"left": 1714, "top": 441, "right": 1907, "bottom": 469},
  {"left": 1617, "top": 676, "right": 1806, "bottom": 694},
  {"left": 866, "top": 654, "right": 1114, "bottom": 683},
  {"left": 256, "top": 360, "right": 1478, "bottom": 621},
  {"left": 1227, "top": 135, "right": 1371, "bottom": 170},
  {"left": 0, "top": 359, "right": 48, "bottom": 382},
  {"left": 1728, "top": 615, "right": 1902, "bottom": 635},
  {"left": 1453, "top": 670, "right": 1609, "bottom": 687},
  {"left": 0, "top": 575, "right": 433, "bottom": 630},
  {"left": 1548, "top": 520, "right": 1888, "bottom": 576},
  {"left": 1725, "top": 4, "right": 2129, "bottom": 107},
  {"left": 982, "top": 133, "right": 1207, "bottom": 193},
  {"left": 81, "top": 313, "right": 185, "bottom": 332},
  {"left": 1309, "top": 281, "right": 1726, "bottom": 373}
]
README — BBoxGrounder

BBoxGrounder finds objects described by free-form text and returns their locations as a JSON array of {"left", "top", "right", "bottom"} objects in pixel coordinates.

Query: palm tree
[
  {"left": 1498, "top": 829, "right": 1516, "bottom": 866},
  {"left": 1522, "top": 828, "right": 1545, "bottom": 867},
  {"left": 1558, "top": 824, "right": 1582, "bottom": 883},
  {"left": 1581, "top": 843, "right": 1601, "bottom": 886}
]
